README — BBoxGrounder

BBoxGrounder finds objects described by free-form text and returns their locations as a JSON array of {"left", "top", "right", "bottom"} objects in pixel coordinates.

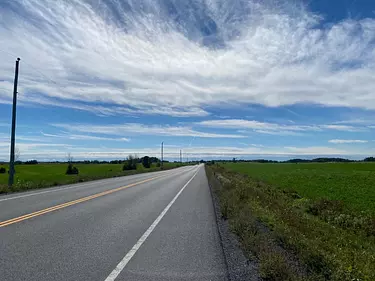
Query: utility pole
[
  {"left": 161, "top": 142, "right": 164, "bottom": 169},
  {"left": 8, "top": 58, "right": 21, "bottom": 188},
  {"left": 180, "top": 150, "right": 182, "bottom": 164}
]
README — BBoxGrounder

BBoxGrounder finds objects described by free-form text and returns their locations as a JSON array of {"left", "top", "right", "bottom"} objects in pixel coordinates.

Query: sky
[{"left": 0, "top": 0, "right": 375, "bottom": 161}]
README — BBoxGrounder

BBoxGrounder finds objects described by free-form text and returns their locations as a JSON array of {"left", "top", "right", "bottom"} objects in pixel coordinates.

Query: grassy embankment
[
  {"left": 206, "top": 162, "right": 375, "bottom": 281},
  {"left": 0, "top": 162, "right": 182, "bottom": 194}
]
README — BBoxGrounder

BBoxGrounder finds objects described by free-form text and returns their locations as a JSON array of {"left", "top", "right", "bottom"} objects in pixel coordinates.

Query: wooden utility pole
[
  {"left": 8, "top": 58, "right": 21, "bottom": 187},
  {"left": 161, "top": 142, "right": 164, "bottom": 169}
]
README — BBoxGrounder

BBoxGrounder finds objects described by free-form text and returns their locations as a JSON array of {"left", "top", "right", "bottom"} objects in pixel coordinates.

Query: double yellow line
[{"left": 0, "top": 174, "right": 164, "bottom": 228}]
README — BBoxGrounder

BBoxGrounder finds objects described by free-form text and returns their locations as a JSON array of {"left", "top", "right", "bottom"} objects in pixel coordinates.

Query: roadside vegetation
[
  {"left": 206, "top": 162, "right": 375, "bottom": 281},
  {"left": 0, "top": 156, "right": 188, "bottom": 194}
]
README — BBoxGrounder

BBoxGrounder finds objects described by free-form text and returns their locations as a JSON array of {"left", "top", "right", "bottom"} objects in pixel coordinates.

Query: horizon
[
  {"left": 1, "top": 0, "right": 375, "bottom": 161},
  {"left": 0, "top": 155, "right": 372, "bottom": 163}
]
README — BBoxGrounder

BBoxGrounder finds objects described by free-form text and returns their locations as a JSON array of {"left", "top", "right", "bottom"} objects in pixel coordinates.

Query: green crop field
[
  {"left": 207, "top": 162, "right": 375, "bottom": 280},
  {"left": 222, "top": 162, "right": 375, "bottom": 215},
  {"left": 0, "top": 162, "right": 182, "bottom": 193}
]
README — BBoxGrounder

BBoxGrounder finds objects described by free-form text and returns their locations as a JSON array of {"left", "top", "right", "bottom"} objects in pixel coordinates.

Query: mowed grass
[
  {"left": 222, "top": 162, "right": 375, "bottom": 215},
  {"left": 0, "top": 162, "right": 182, "bottom": 193}
]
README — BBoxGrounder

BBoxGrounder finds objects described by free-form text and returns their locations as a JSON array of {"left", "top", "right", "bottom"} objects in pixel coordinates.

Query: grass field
[
  {"left": 206, "top": 162, "right": 375, "bottom": 281},
  {"left": 222, "top": 162, "right": 375, "bottom": 215},
  {"left": 0, "top": 162, "right": 182, "bottom": 193}
]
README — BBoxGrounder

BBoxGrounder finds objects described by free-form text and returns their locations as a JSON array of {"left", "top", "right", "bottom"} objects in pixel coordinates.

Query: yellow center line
[{"left": 0, "top": 173, "right": 168, "bottom": 228}]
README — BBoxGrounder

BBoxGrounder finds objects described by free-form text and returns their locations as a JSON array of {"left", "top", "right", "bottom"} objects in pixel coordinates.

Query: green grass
[
  {"left": 0, "top": 162, "right": 183, "bottom": 193},
  {"left": 222, "top": 162, "right": 375, "bottom": 215},
  {"left": 206, "top": 163, "right": 375, "bottom": 281}
]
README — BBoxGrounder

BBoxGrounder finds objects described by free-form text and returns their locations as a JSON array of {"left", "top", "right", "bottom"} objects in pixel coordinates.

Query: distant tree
[
  {"left": 66, "top": 164, "right": 79, "bottom": 175},
  {"left": 364, "top": 157, "right": 375, "bottom": 162},
  {"left": 146, "top": 157, "right": 160, "bottom": 164},
  {"left": 123, "top": 155, "right": 137, "bottom": 171},
  {"left": 232, "top": 158, "right": 236, "bottom": 163},
  {"left": 142, "top": 156, "right": 151, "bottom": 168},
  {"left": 0, "top": 167, "right": 6, "bottom": 174},
  {"left": 286, "top": 159, "right": 310, "bottom": 163},
  {"left": 25, "top": 160, "right": 38, "bottom": 165},
  {"left": 65, "top": 153, "right": 79, "bottom": 175}
]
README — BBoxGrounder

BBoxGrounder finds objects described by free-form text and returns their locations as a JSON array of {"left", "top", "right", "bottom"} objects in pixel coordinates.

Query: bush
[
  {"left": 0, "top": 167, "right": 6, "bottom": 174},
  {"left": 123, "top": 162, "right": 136, "bottom": 171},
  {"left": 142, "top": 156, "right": 151, "bottom": 169},
  {"left": 123, "top": 155, "right": 137, "bottom": 171},
  {"left": 156, "top": 162, "right": 161, "bottom": 167},
  {"left": 66, "top": 164, "right": 79, "bottom": 175}
]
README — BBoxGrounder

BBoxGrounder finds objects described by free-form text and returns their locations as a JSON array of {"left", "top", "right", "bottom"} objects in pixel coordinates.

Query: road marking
[
  {"left": 0, "top": 174, "right": 169, "bottom": 228},
  {"left": 104, "top": 166, "right": 200, "bottom": 281},
  {"left": 0, "top": 168, "right": 182, "bottom": 202},
  {"left": 0, "top": 182, "right": 96, "bottom": 202}
]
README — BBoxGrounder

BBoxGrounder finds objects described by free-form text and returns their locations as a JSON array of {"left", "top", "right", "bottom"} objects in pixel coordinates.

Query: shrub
[
  {"left": 66, "top": 164, "right": 79, "bottom": 175},
  {"left": 142, "top": 156, "right": 151, "bottom": 169},
  {"left": 123, "top": 162, "right": 136, "bottom": 171},
  {"left": 0, "top": 167, "right": 6, "bottom": 174},
  {"left": 156, "top": 162, "right": 161, "bottom": 167},
  {"left": 123, "top": 155, "right": 137, "bottom": 171}
]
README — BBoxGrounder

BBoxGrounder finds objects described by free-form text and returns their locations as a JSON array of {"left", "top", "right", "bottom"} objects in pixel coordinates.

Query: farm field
[
  {"left": 207, "top": 162, "right": 375, "bottom": 280},
  {"left": 222, "top": 162, "right": 375, "bottom": 215},
  {"left": 0, "top": 162, "right": 182, "bottom": 193}
]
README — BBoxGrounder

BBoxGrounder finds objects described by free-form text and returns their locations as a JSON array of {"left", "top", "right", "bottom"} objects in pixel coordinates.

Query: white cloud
[
  {"left": 333, "top": 119, "right": 375, "bottom": 125},
  {"left": 198, "top": 119, "right": 364, "bottom": 134},
  {"left": 0, "top": 0, "right": 375, "bottom": 117},
  {"left": 51, "top": 123, "right": 245, "bottom": 139},
  {"left": 283, "top": 146, "right": 345, "bottom": 155},
  {"left": 199, "top": 119, "right": 316, "bottom": 131},
  {"left": 0, "top": 133, "right": 53, "bottom": 143},
  {"left": 329, "top": 139, "right": 368, "bottom": 144},
  {"left": 320, "top": 125, "right": 365, "bottom": 132},
  {"left": 41, "top": 132, "right": 130, "bottom": 142},
  {"left": 253, "top": 130, "right": 304, "bottom": 136}
]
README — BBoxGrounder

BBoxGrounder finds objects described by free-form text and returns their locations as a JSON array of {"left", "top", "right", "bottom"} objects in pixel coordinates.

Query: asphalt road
[{"left": 0, "top": 165, "right": 228, "bottom": 281}]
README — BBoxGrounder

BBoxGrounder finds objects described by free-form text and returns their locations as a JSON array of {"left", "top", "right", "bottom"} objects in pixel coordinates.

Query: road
[{"left": 0, "top": 165, "right": 228, "bottom": 281}]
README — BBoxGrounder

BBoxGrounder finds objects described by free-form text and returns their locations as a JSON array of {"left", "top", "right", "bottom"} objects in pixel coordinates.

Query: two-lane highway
[{"left": 0, "top": 165, "right": 228, "bottom": 281}]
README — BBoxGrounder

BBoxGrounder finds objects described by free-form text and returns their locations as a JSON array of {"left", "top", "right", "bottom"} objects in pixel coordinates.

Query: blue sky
[{"left": 0, "top": 0, "right": 375, "bottom": 161}]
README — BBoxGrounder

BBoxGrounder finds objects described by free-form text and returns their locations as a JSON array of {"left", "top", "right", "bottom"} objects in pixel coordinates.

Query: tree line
[
  {"left": 207, "top": 157, "right": 375, "bottom": 164},
  {"left": 0, "top": 157, "right": 169, "bottom": 165}
]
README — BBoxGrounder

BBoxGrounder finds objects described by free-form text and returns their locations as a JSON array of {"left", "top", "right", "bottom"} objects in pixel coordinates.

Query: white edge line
[
  {"left": 104, "top": 165, "right": 201, "bottom": 281},
  {"left": 0, "top": 166, "right": 193, "bottom": 202}
]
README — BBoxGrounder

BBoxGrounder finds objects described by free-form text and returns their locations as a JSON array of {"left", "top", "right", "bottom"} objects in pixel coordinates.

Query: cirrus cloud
[
  {"left": 329, "top": 139, "right": 368, "bottom": 144},
  {"left": 0, "top": 0, "right": 374, "bottom": 117},
  {"left": 197, "top": 119, "right": 366, "bottom": 134},
  {"left": 51, "top": 122, "right": 246, "bottom": 138}
]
